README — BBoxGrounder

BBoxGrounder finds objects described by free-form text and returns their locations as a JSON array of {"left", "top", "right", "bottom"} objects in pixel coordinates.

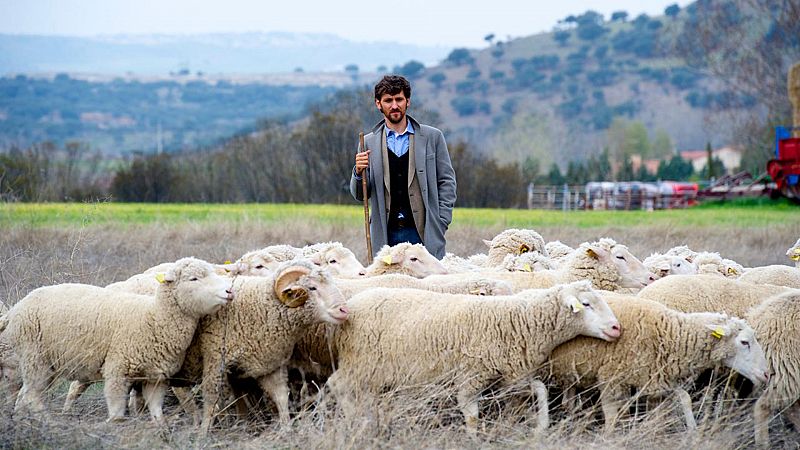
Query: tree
[
  {"left": 484, "top": 33, "right": 495, "bottom": 46},
  {"left": 546, "top": 163, "right": 566, "bottom": 185},
  {"left": 446, "top": 48, "right": 474, "bottom": 66},
  {"left": 657, "top": 155, "right": 694, "bottom": 180},
  {"left": 610, "top": 11, "right": 628, "bottom": 22},
  {"left": 665, "top": 4, "right": 681, "bottom": 19},
  {"left": 553, "top": 30, "right": 571, "bottom": 46},
  {"left": 522, "top": 156, "right": 541, "bottom": 183},
  {"left": 651, "top": 130, "right": 674, "bottom": 158},
  {"left": 428, "top": 73, "right": 446, "bottom": 88},
  {"left": 397, "top": 60, "right": 425, "bottom": 78}
]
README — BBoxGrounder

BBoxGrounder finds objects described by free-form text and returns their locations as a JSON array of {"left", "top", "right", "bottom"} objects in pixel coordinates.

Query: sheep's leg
[
  {"left": 531, "top": 379, "right": 549, "bottom": 432},
  {"left": 785, "top": 400, "right": 800, "bottom": 430},
  {"left": 560, "top": 386, "right": 577, "bottom": 412},
  {"left": 142, "top": 379, "right": 168, "bottom": 423},
  {"left": 14, "top": 352, "right": 50, "bottom": 414},
  {"left": 200, "top": 364, "right": 235, "bottom": 434},
  {"left": 128, "top": 385, "right": 146, "bottom": 416},
  {"left": 456, "top": 379, "right": 487, "bottom": 434},
  {"left": 674, "top": 387, "right": 697, "bottom": 430},
  {"left": 600, "top": 387, "right": 624, "bottom": 434},
  {"left": 258, "top": 367, "right": 291, "bottom": 425},
  {"left": 104, "top": 376, "right": 131, "bottom": 421},
  {"left": 172, "top": 386, "right": 201, "bottom": 426},
  {"left": 63, "top": 380, "right": 90, "bottom": 412}
]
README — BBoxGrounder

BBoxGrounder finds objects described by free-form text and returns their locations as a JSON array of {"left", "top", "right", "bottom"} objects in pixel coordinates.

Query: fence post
[
  {"left": 562, "top": 183, "right": 569, "bottom": 211},
  {"left": 527, "top": 182, "right": 534, "bottom": 209}
]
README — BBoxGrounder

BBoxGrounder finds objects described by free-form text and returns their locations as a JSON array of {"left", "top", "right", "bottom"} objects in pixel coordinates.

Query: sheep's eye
[
  {"left": 255, "top": 265, "right": 264, "bottom": 269},
  {"left": 582, "top": 301, "right": 592, "bottom": 308},
  {"left": 329, "top": 259, "right": 337, "bottom": 264},
  {"left": 676, "top": 263, "right": 681, "bottom": 267},
  {"left": 309, "top": 286, "right": 317, "bottom": 291},
  {"left": 410, "top": 257, "right": 419, "bottom": 262},
  {"left": 741, "top": 340, "right": 750, "bottom": 348},
  {"left": 189, "top": 277, "right": 198, "bottom": 282},
  {"left": 616, "top": 255, "right": 625, "bottom": 260},
  {"left": 479, "top": 292, "right": 486, "bottom": 296}
]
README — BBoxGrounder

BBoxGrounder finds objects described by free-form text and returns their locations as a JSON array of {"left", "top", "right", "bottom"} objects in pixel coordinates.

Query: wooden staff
[{"left": 359, "top": 132, "right": 373, "bottom": 264}]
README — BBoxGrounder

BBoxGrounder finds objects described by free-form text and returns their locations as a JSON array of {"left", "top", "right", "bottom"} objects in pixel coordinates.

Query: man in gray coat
[{"left": 350, "top": 75, "right": 456, "bottom": 259}]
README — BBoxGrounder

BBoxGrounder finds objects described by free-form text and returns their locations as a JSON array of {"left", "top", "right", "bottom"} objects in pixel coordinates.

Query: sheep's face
[
  {"left": 381, "top": 244, "right": 448, "bottom": 278},
  {"left": 559, "top": 281, "right": 621, "bottom": 341},
  {"left": 467, "top": 279, "right": 513, "bottom": 296},
  {"left": 274, "top": 264, "right": 349, "bottom": 324},
  {"left": 310, "top": 247, "right": 365, "bottom": 278},
  {"left": 590, "top": 243, "right": 655, "bottom": 289},
  {"left": 787, "top": 240, "right": 800, "bottom": 265},
  {"left": 503, "top": 253, "right": 555, "bottom": 272},
  {"left": 238, "top": 253, "right": 278, "bottom": 277},
  {"left": 646, "top": 255, "right": 697, "bottom": 278},
  {"left": 162, "top": 258, "right": 234, "bottom": 317},
  {"left": 713, "top": 321, "right": 769, "bottom": 386}
]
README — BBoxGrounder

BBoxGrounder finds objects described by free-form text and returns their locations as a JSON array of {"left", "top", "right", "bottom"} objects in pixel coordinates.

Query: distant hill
[{"left": 0, "top": 32, "right": 450, "bottom": 74}]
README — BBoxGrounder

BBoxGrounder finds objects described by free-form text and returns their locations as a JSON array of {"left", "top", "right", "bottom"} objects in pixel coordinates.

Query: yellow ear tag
[
  {"left": 224, "top": 260, "right": 232, "bottom": 264},
  {"left": 522, "top": 263, "right": 532, "bottom": 272},
  {"left": 791, "top": 252, "right": 800, "bottom": 261},
  {"left": 518, "top": 244, "right": 530, "bottom": 255},
  {"left": 727, "top": 268, "right": 738, "bottom": 275},
  {"left": 711, "top": 327, "right": 725, "bottom": 339},
  {"left": 382, "top": 255, "right": 393, "bottom": 265},
  {"left": 155, "top": 273, "right": 166, "bottom": 284},
  {"left": 570, "top": 298, "right": 585, "bottom": 313}
]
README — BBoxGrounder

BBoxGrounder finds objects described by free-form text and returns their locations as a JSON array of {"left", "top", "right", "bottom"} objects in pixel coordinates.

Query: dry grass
[{"left": 1, "top": 215, "right": 798, "bottom": 448}]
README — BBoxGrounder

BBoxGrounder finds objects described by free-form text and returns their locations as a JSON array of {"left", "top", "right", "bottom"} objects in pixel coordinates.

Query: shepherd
[{"left": 350, "top": 75, "right": 457, "bottom": 260}]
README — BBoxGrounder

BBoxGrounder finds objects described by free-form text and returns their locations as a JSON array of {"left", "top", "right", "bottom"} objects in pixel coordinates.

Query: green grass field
[{"left": 1, "top": 198, "right": 796, "bottom": 229}]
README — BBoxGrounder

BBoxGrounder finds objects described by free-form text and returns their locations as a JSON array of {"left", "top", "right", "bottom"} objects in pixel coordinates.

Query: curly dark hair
[{"left": 374, "top": 75, "right": 411, "bottom": 101}]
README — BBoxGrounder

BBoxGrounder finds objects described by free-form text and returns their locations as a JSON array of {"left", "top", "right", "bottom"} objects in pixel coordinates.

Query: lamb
[
  {"left": 169, "top": 260, "right": 349, "bottom": 433},
  {"left": 738, "top": 265, "right": 800, "bottom": 289},
  {"left": 665, "top": 246, "right": 743, "bottom": 278},
  {"left": 637, "top": 274, "right": 790, "bottom": 317},
  {"left": 0, "top": 257, "right": 234, "bottom": 422},
  {"left": 426, "top": 238, "right": 655, "bottom": 293},
  {"left": 748, "top": 290, "right": 800, "bottom": 447},
  {"left": 362, "top": 243, "right": 448, "bottom": 278},
  {"left": 787, "top": 238, "right": 800, "bottom": 267},
  {"left": 500, "top": 251, "right": 558, "bottom": 272},
  {"left": 326, "top": 281, "right": 621, "bottom": 432},
  {"left": 232, "top": 244, "right": 304, "bottom": 276},
  {"left": 547, "top": 294, "right": 769, "bottom": 432},
  {"left": 482, "top": 228, "right": 549, "bottom": 266},
  {"left": 544, "top": 240, "right": 574, "bottom": 265},
  {"left": 642, "top": 253, "right": 697, "bottom": 278},
  {"left": 302, "top": 241, "right": 365, "bottom": 278}
]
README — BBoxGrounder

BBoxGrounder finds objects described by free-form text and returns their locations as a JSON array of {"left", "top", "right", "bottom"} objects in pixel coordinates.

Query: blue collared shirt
[{"left": 385, "top": 121, "right": 415, "bottom": 157}]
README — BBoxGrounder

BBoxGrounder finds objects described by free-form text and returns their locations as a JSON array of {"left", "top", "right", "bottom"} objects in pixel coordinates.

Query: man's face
[{"left": 376, "top": 92, "right": 409, "bottom": 124}]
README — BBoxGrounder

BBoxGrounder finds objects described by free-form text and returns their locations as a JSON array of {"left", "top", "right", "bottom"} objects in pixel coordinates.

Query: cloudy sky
[{"left": 0, "top": 0, "right": 692, "bottom": 48}]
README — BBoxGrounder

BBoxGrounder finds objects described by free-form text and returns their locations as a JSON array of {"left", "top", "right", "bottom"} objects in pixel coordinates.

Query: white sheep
[
  {"left": 0, "top": 257, "right": 234, "bottom": 422},
  {"left": 748, "top": 290, "right": 800, "bottom": 447},
  {"left": 326, "top": 281, "right": 621, "bottom": 432},
  {"left": 642, "top": 253, "right": 697, "bottom": 278},
  {"left": 738, "top": 265, "right": 800, "bottom": 289},
  {"left": 170, "top": 260, "right": 349, "bottom": 433},
  {"left": 666, "top": 246, "right": 743, "bottom": 278},
  {"left": 637, "top": 274, "right": 790, "bottom": 318},
  {"left": 482, "top": 228, "right": 549, "bottom": 266},
  {"left": 363, "top": 243, "right": 448, "bottom": 278},
  {"left": 499, "top": 251, "right": 558, "bottom": 272},
  {"left": 548, "top": 294, "right": 769, "bottom": 432},
  {"left": 544, "top": 240, "right": 574, "bottom": 266},
  {"left": 302, "top": 241, "right": 365, "bottom": 278},
  {"left": 426, "top": 238, "right": 655, "bottom": 293},
  {"left": 787, "top": 238, "right": 800, "bottom": 267},
  {"left": 441, "top": 252, "right": 484, "bottom": 273}
]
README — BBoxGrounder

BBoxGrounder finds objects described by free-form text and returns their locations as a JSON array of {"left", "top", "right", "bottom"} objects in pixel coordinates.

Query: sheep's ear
[
  {"left": 162, "top": 268, "right": 178, "bottom": 283},
  {"left": 658, "top": 268, "right": 669, "bottom": 278},
  {"left": 482, "top": 239, "right": 492, "bottom": 248},
  {"left": 585, "top": 245, "right": 608, "bottom": 260},
  {"left": 155, "top": 273, "right": 167, "bottom": 284},
  {"left": 522, "top": 263, "right": 532, "bottom": 272},
  {"left": 381, "top": 255, "right": 395, "bottom": 265},
  {"left": 705, "top": 323, "right": 727, "bottom": 339},
  {"left": 726, "top": 267, "right": 739, "bottom": 276},
  {"left": 565, "top": 295, "right": 584, "bottom": 314},
  {"left": 517, "top": 244, "right": 531, "bottom": 255},
  {"left": 214, "top": 262, "right": 239, "bottom": 275},
  {"left": 274, "top": 266, "right": 311, "bottom": 307}
]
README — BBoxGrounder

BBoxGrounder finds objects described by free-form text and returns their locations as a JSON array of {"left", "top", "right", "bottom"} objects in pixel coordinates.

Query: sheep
[
  {"left": 362, "top": 243, "right": 448, "bottom": 278},
  {"left": 0, "top": 257, "right": 234, "bottom": 422},
  {"left": 325, "top": 281, "right": 621, "bottom": 432},
  {"left": 499, "top": 251, "right": 558, "bottom": 272},
  {"left": 748, "top": 290, "right": 800, "bottom": 447},
  {"left": 107, "top": 261, "right": 244, "bottom": 296},
  {"left": 232, "top": 244, "right": 304, "bottom": 276},
  {"left": 738, "top": 265, "right": 800, "bottom": 289},
  {"left": 787, "top": 238, "right": 800, "bottom": 267},
  {"left": 441, "top": 253, "right": 483, "bottom": 273},
  {"left": 544, "top": 240, "right": 574, "bottom": 265},
  {"left": 642, "top": 253, "right": 698, "bottom": 278},
  {"left": 547, "top": 294, "right": 769, "bottom": 432},
  {"left": 302, "top": 241, "right": 365, "bottom": 278},
  {"left": 637, "top": 274, "right": 790, "bottom": 318},
  {"left": 482, "top": 228, "right": 549, "bottom": 266},
  {"left": 665, "top": 246, "right": 743, "bottom": 278},
  {"left": 169, "top": 260, "right": 349, "bottom": 433},
  {"left": 425, "top": 238, "right": 655, "bottom": 293}
]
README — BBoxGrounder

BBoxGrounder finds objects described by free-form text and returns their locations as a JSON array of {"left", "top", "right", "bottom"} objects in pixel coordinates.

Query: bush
[{"left": 446, "top": 48, "right": 474, "bottom": 66}]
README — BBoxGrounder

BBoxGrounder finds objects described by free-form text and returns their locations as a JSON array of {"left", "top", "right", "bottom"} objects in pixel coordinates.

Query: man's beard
[{"left": 383, "top": 108, "right": 405, "bottom": 124}]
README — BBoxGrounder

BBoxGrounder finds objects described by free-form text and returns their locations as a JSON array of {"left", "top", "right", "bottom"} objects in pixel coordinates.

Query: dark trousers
[{"left": 387, "top": 225, "right": 423, "bottom": 246}]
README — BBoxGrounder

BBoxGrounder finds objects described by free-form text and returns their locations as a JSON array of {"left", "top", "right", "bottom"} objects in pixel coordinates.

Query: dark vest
[{"left": 386, "top": 150, "right": 416, "bottom": 230}]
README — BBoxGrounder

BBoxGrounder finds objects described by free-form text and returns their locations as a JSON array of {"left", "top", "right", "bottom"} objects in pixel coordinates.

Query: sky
[{"left": 0, "top": 0, "right": 693, "bottom": 48}]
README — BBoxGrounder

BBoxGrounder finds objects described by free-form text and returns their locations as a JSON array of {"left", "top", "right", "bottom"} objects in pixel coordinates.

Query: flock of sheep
[{"left": 1, "top": 231, "right": 799, "bottom": 447}]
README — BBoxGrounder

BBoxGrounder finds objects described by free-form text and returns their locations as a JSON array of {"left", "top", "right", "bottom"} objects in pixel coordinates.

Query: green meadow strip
[{"left": 1, "top": 201, "right": 795, "bottom": 229}]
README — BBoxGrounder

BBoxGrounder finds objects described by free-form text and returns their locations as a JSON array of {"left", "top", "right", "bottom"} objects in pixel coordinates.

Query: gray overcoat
[{"left": 350, "top": 115, "right": 456, "bottom": 259}]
